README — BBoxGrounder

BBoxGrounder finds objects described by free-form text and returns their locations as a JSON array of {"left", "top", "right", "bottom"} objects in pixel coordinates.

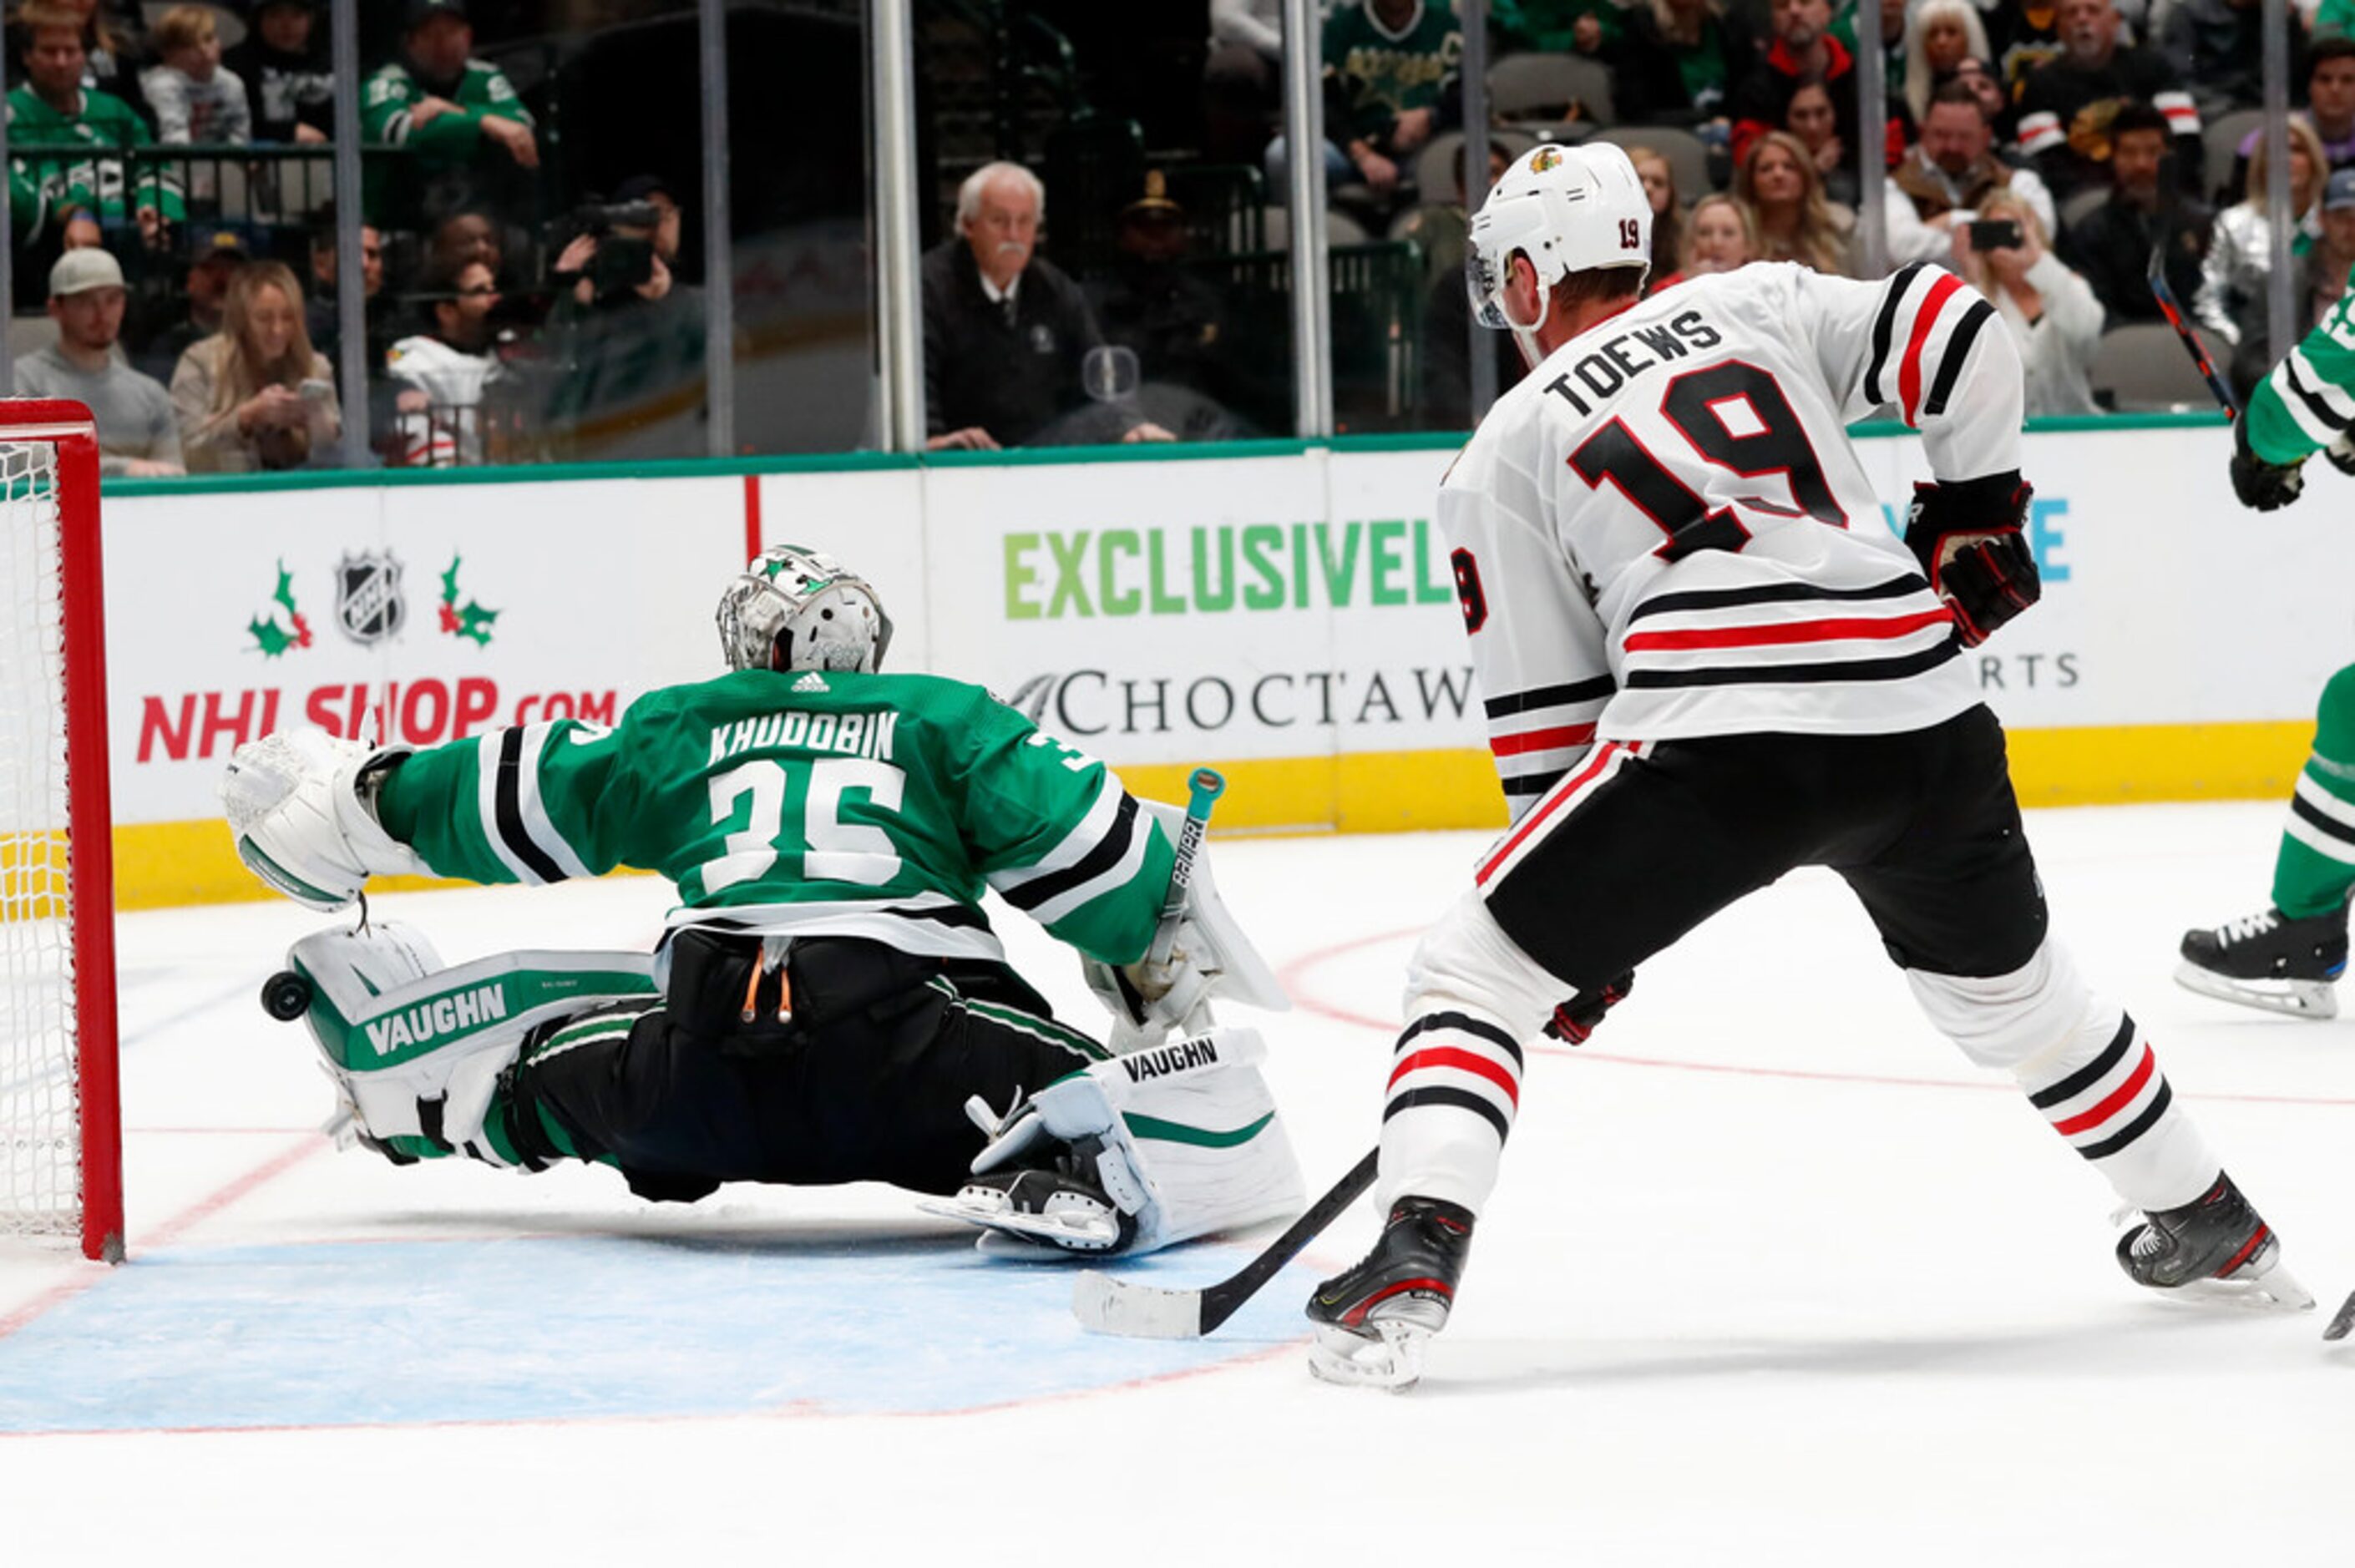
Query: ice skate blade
[
  {"left": 2172, "top": 961, "right": 2337, "bottom": 1019},
  {"left": 914, "top": 1196, "right": 1121, "bottom": 1252},
  {"left": 2162, "top": 1262, "right": 2316, "bottom": 1313},
  {"left": 1307, "top": 1321, "right": 1429, "bottom": 1392}
]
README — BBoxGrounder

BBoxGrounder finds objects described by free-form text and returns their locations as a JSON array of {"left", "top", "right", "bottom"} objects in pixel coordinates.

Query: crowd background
[{"left": 0, "top": 0, "right": 2333, "bottom": 476}]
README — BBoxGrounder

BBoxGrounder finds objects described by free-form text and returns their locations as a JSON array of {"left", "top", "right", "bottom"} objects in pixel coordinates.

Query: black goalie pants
[
  {"left": 1483, "top": 704, "right": 2049, "bottom": 989},
  {"left": 503, "top": 934, "right": 1107, "bottom": 1201}
]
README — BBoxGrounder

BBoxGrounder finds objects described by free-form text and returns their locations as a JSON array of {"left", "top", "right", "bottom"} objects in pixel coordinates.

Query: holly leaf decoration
[
  {"left": 451, "top": 599, "right": 499, "bottom": 646},
  {"left": 249, "top": 615, "right": 297, "bottom": 658}
]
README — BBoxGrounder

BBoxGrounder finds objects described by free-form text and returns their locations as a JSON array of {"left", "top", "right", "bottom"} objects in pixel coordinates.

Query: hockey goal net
[{"left": 0, "top": 401, "right": 121, "bottom": 1262}]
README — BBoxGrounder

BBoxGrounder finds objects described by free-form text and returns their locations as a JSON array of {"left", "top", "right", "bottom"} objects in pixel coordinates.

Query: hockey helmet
[
  {"left": 717, "top": 546, "right": 894, "bottom": 674},
  {"left": 1465, "top": 142, "right": 1652, "bottom": 340}
]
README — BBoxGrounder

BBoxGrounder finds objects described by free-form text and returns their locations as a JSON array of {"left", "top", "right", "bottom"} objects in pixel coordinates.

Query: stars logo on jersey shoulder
[{"left": 793, "top": 672, "right": 830, "bottom": 694}]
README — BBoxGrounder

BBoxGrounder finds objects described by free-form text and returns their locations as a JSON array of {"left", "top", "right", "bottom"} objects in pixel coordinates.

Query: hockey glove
[
  {"left": 2230, "top": 419, "right": 2307, "bottom": 510},
  {"left": 1545, "top": 970, "right": 1633, "bottom": 1044},
  {"left": 2327, "top": 433, "right": 2355, "bottom": 479},
  {"left": 1902, "top": 470, "right": 2039, "bottom": 648}
]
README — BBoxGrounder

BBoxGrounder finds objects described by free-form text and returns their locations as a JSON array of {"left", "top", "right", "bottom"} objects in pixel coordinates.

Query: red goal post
[{"left": 1, "top": 399, "right": 122, "bottom": 1262}]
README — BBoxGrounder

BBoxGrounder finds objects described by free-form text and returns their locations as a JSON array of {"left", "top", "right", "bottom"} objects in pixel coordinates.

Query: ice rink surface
[{"left": 4, "top": 799, "right": 2351, "bottom": 1564}]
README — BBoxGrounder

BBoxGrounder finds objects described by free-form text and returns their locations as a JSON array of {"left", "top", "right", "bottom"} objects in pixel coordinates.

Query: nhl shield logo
[{"left": 335, "top": 551, "right": 407, "bottom": 645}]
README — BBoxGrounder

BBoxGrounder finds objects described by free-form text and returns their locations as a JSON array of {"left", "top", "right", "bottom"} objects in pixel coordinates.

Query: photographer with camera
[
  {"left": 538, "top": 180, "right": 706, "bottom": 459},
  {"left": 1886, "top": 80, "right": 2057, "bottom": 271},
  {"left": 1949, "top": 190, "right": 2104, "bottom": 415}
]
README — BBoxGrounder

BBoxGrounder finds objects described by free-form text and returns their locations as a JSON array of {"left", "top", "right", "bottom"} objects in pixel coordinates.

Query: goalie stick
[
  {"left": 2148, "top": 154, "right": 2241, "bottom": 418},
  {"left": 1147, "top": 767, "right": 1226, "bottom": 968},
  {"left": 1071, "top": 1148, "right": 1377, "bottom": 1338}
]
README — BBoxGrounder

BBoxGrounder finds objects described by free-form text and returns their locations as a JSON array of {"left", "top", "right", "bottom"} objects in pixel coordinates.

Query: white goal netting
[{"left": 0, "top": 436, "right": 85, "bottom": 1242}]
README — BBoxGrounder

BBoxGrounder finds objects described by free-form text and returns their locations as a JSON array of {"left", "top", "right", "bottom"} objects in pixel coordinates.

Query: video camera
[{"left": 568, "top": 197, "right": 663, "bottom": 298}]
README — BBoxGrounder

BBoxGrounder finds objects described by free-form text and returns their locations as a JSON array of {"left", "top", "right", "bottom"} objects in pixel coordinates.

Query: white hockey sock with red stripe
[
  {"left": 2016, "top": 1010, "right": 2218, "bottom": 1213},
  {"left": 1376, "top": 1006, "right": 1524, "bottom": 1215}
]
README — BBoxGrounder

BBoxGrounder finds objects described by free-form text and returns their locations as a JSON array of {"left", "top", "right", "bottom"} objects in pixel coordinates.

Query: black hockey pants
[{"left": 504, "top": 933, "right": 1107, "bottom": 1201}]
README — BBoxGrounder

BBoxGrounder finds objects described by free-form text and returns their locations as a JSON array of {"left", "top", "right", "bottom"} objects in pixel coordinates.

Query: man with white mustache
[{"left": 922, "top": 161, "right": 1173, "bottom": 451}]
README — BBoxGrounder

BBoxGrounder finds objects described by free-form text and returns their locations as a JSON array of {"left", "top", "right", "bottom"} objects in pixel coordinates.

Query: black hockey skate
[
  {"left": 2116, "top": 1171, "right": 2312, "bottom": 1311},
  {"left": 919, "top": 1151, "right": 1138, "bottom": 1257},
  {"left": 2175, "top": 904, "right": 2347, "bottom": 1019},
  {"left": 1305, "top": 1196, "right": 1473, "bottom": 1390}
]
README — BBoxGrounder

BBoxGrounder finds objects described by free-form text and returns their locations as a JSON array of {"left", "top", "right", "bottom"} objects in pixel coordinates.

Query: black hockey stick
[
  {"left": 2327, "top": 1290, "right": 2355, "bottom": 1343},
  {"left": 1071, "top": 1148, "right": 1378, "bottom": 1338},
  {"left": 2148, "top": 154, "right": 2241, "bottom": 418}
]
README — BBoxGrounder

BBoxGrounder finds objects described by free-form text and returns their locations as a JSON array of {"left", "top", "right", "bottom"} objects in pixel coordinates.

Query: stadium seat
[
  {"left": 2089, "top": 321, "right": 2231, "bottom": 412},
  {"left": 1411, "top": 128, "right": 1538, "bottom": 205},
  {"left": 2203, "top": 108, "right": 2266, "bottom": 201},
  {"left": 1488, "top": 53, "right": 1615, "bottom": 129},
  {"left": 1587, "top": 126, "right": 1713, "bottom": 202}
]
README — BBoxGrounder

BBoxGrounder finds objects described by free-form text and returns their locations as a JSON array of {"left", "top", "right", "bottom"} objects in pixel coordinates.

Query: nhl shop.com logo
[{"left": 336, "top": 550, "right": 406, "bottom": 645}]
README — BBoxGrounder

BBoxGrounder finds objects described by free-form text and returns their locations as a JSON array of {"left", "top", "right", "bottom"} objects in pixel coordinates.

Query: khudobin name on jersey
[
  {"left": 375, "top": 669, "right": 1178, "bottom": 966},
  {"left": 1442, "top": 261, "right": 2020, "bottom": 812}
]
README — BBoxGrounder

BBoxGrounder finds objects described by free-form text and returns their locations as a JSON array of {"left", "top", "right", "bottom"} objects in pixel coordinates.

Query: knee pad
[
  {"left": 1405, "top": 890, "right": 1567, "bottom": 1040},
  {"left": 1904, "top": 937, "right": 2113, "bottom": 1073}
]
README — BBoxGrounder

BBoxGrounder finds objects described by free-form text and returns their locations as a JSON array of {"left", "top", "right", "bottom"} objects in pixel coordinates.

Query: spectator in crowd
[
  {"left": 12, "top": 248, "right": 185, "bottom": 476},
  {"left": 1944, "top": 55, "right": 2015, "bottom": 149},
  {"left": 2060, "top": 99, "right": 2211, "bottom": 324},
  {"left": 2230, "top": 38, "right": 2355, "bottom": 188},
  {"left": 1613, "top": 0, "right": 1757, "bottom": 129},
  {"left": 1992, "top": 0, "right": 2069, "bottom": 107},
  {"left": 1494, "top": 0, "right": 1623, "bottom": 56},
  {"left": 1951, "top": 190, "right": 2104, "bottom": 413},
  {"left": 1203, "top": 0, "right": 1282, "bottom": 165},
  {"left": 385, "top": 259, "right": 506, "bottom": 467},
  {"left": 1886, "top": 80, "right": 2057, "bottom": 267},
  {"left": 1085, "top": 171, "right": 1254, "bottom": 442},
  {"left": 303, "top": 209, "right": 386, "bottom": 367},
  {"left": 1784, "top": 78, "right": 1858, "bottom": 207},
  {"left": 1730, "top": 0, "right": 1868, "bottom": 172},
  {"left": 6, "top": 3, "right": 180, "bottom": 256},
  {"left": 921, "top": 162, "right": 1174, "bottom": 451},
  {"left": 610, "top": 174, "right": 687, "bottom": 278},
  {"left": 139, "top": 5, "right": 250, "bottom": 144},
  {"left": 1652, "top": 190, "right": 1762, "bottom": 291},
  {"left": 1902, "top": 0, "right": 1992, "bottom": 126},
  {"left": 1736, "top": 129, "right": 1856, "bottom": 275},
  {"left": 138, "top": 226, "right": 246, "bottom": 382},
  {"left": 170, "top": 259, "right": 341, "bottom": 472},
  {"left": 2309, "top": 169, "right": 2355, "bottom": 318},
  {"left": 427, "top": 209, "right": 509, "bottom": 285},
  {"left": 1627, "top": 144, "right": 1687, "bottom": 280},
  {"left": 226, "top": 0, "right": 332, "bottom": 144},
  {"left": 2161, "top": 0, "right": 2302, "bottom": 123},
  {"left": 1311, "top": 0, "right": 1461, "bottom": 202},
  {"left": 1831, "top": 0, "right": 1907, "bottom": 118},
  {"left": 2017, "top": 0, "right": 2203, "bottom": 199},
  {"left": 2199, "top": 119, "right": 2328, "bottom": 394},
  {"left": 540, "top": 185, "right": 707, "bottom": 459},
  {"left": 48, "top": 0, "right": 154, "bottom": 124},
  {"left": 362, "top": 0, "right": 539, "bottom": 215}
]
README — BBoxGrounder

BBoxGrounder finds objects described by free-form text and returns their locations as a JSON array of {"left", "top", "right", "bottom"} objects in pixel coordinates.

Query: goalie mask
[
  {"left": 1466, "top": 142, "right": 1652, "bottom": 363},
  {"left": 717, "top": 546, "right": 894, "bottom": 674}
]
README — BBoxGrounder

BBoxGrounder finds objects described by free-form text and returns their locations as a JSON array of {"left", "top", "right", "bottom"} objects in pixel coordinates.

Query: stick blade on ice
[{"left": 1072, "top": 1269, "right": 1206, "bottom": 1339}]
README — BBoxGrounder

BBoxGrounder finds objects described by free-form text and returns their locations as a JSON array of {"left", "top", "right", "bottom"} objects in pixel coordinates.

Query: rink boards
[{"left": 97, "top": 419, "right": 2344, "bottom": 906}]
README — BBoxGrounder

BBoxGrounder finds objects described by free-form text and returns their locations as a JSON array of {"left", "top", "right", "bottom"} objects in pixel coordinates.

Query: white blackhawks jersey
[{"left": 1443, "top": 260, "right": 2024, "bottom": 815}]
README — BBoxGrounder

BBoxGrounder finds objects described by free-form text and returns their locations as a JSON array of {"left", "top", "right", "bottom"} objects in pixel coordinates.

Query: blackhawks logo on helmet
[{"left": 1528, "top": 146, "right": 1563, "bottom": 173}]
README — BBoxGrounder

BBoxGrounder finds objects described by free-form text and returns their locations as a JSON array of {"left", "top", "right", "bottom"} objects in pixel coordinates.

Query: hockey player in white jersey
[{"left": 1305, "top": 143, "right": 2307, "bottom": 1388}]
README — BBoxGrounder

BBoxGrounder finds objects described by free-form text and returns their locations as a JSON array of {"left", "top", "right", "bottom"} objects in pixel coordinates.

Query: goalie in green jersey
[{"left": 220, "top": 548, "right": 1304, "bottom": 1256}]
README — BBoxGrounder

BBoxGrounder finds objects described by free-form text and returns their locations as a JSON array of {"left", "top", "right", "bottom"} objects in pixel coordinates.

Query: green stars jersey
[
  {"left": 6, "top": 86, "right": 185, "bottom": 241},
  {"left": 361, "top": 58, "right": 534, "bottom": 166},
  {"left": 2246, "top": 284, "right": 2355, "bottom": 466},
  {"left": 374, "top": 670, "right": 1177, "bottom": 968},
  {"left": 1324, "top": 0, "right": 1463, "bottom": 143}
]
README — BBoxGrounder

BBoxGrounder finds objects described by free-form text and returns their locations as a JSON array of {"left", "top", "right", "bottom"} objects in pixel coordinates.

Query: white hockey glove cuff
[
  {"left": 1081, "top": 800, "right": 1288, "bottom": 1050},
  {"left": 221, "top": 727, "right": 428, "bottom": 911},
  {"left": 965, "top": 1025, "right": 1304, "bottom": 1254}
]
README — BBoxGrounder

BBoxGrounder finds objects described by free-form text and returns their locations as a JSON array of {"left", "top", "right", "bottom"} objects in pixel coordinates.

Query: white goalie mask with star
[{"left": 717, "top": 546, "right": 895, "bottom": 675}]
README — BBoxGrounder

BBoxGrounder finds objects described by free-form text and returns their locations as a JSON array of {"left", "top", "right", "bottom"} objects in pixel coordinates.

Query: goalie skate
[
  {"left": 917, "top": 1166, "right": 1135, "bottom": 1255},
  {"left": 2173, "top": 905, "right": 2346, "bottom": 1019},
  {"left": 2115, "top": 1172, "right": 2313, "bottom": 1313}
]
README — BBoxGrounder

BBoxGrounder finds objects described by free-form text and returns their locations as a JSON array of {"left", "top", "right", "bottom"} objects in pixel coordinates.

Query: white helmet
[
  {"left": 717, "top": 546, "right": 894, "bottom": 674},
  {"left": 1466, "top": 142, "right": 1652, "bottom": 352}
]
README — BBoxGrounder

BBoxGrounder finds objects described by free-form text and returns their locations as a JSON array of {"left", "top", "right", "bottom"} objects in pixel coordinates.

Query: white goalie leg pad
[
  {"left": 288, "top": 923, "right": 657, "bottom": 1162},
  {"left": 220, "top": 728, "right": 428, "bottom": 911},
  {"left": 978, "top": 1025, "right": 1304, "bottom": 1253}
]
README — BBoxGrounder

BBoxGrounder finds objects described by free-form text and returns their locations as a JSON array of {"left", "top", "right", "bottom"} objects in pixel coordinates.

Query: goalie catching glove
[
  {"left": 220, "top": 727, "right": 427, "bottom": 910},
  {"left": 1081, "top": 798, "right": 1289, "bottom": 1052},
  {"left": 1902, "top": 470, "right": 2038, "bottom": 648}
]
